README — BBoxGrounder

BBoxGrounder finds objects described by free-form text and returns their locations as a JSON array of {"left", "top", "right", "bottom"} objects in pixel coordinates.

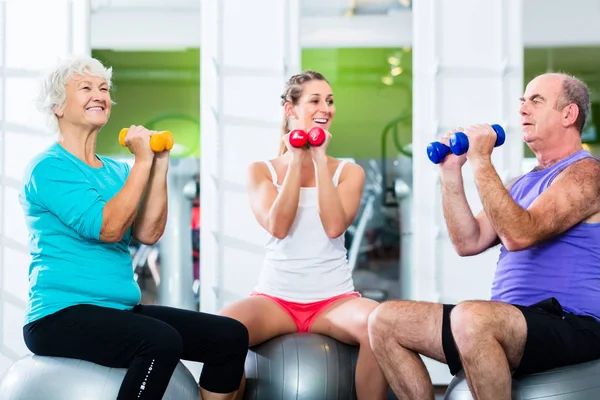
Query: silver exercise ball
[
  {"left": 244, "top": 333, "right": 360, "bottom": 400},
  {"left": 244, "top": 333, "right": 398, "bottom": 400},
  {"left": 0, "top": 354, "right": 198, "bottom": 400},
  {"left": 444, "top": 359, "right": 600, "bottom": 400}
]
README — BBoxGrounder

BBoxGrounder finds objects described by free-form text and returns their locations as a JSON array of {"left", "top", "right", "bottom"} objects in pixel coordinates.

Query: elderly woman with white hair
[{"left": 18, "top": 56, "right": 249, "bottom": 400}]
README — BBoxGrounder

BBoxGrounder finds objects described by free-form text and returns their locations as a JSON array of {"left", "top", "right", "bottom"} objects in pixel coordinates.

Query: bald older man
[{"left": 368, "top": 73, "right": 600, "bottom": 400}]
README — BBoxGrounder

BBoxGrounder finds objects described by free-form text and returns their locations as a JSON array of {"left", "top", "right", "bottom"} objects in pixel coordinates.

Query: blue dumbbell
[{"left": 426, "top": 124, "right": 506, "bottom": 164}]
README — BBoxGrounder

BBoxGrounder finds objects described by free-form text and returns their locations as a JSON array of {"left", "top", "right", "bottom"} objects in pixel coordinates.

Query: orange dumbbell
[{"left": 119, "top": 128, "right": 174, "bottom": 152}]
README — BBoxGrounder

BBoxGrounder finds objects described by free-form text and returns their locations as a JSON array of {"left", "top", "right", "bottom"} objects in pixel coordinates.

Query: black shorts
[{"left": 441, "top": 297, "right": 600, "bottom": 377}]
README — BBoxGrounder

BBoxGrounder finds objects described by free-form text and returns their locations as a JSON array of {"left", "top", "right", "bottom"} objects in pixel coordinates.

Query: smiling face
[
  {"left": 282, "top": 71, "right": 334, "bottom": 132},
  {"left": 279, "top": 71, "right": 335, "bottom": 155},
  {"left": 288, "top": 79, "right": 335, "bottom": 132},
  {"left": 55, "top": 72, "right": 111, "bottom": 129}
]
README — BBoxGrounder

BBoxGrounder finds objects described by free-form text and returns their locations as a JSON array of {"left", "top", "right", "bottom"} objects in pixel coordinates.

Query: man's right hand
[{"left": 439, "top": 127, "right": 468, "bottom": 172}]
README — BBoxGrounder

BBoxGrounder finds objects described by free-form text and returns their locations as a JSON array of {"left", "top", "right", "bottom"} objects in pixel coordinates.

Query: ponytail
[{"left": 279, "top": 114, "right": 288, "bottom": 155}]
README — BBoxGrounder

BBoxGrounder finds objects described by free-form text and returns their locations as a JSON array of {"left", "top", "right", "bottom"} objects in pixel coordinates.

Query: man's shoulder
[
  {"left": 552, "top": 157, "right": 600, "bottom": 220},
  {"left": 559, "top": 157, "right": 600, "bottom": 185}
]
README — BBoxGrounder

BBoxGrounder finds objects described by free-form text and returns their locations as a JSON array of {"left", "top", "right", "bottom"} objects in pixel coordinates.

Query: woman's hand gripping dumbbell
[
  {"left": 288, "top": 127, "right": 327, "bottom": 148},
  {"left": 119, "top": 127, "right": 174, "bottom": 153}
]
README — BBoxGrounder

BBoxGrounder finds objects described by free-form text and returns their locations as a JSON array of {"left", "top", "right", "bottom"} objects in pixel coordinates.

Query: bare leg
[
  {"left": 220, "top": 296, "right": 297, "bottom": 400},
  {"left": 368, "top": 301, "right": 448, "bottom": 400},
  {"left": 310, "top": 297, "right": 389, "bottom": 400},
  {"left": 200, "top": 377, "right": 245, "bottom": 400},
  {"left": 450, "top": 301, "right": 527, "bottom": 400},
  {"left": 200, "top": 388, "right": 235, "bottom": 400}
]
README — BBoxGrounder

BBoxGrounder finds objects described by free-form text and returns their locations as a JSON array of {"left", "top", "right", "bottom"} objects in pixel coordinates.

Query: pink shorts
[{"left": 250, "top": 291, "right": 361, "bottom": 333}]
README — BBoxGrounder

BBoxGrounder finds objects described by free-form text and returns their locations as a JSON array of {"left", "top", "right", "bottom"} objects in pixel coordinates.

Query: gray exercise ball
[
  {"left": 0, "top": 354, "right": 198, "bottom": 400},
  {"left": 244, "top": 333, "right": 398, "bottom": 400},
  {"left": 244, "top": 333, "right": 358, "bottom": 400},
  {"left": 444, "top": 359, "right": 600, "bottom": 400}
]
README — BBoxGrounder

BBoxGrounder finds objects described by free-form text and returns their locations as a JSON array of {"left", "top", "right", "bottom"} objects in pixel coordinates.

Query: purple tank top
[{"left": 491, "top": 150, "right": 600, "bottom": 320}]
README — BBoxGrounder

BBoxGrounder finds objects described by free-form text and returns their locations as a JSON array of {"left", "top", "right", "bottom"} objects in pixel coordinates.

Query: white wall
[
  {"left": 410, "top": 0, "right": 524, "bottom": 384},
  {"left": 411, "top": 0, "right": 525, "bottom": 303},
  {"left": 91, "top": 0, "right": 600, "bottom": 50},
  {"left": 199, "top": 0, "right": 301, "bottom": 314},
  {"left": 0, "top": 0, "right": 91, "bottom": 378}
]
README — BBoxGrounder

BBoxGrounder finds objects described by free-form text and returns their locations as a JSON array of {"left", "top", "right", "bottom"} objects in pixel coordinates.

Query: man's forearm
[
  {"left": 133, "top": 161, "right": 168, "bottom": 244},
  {"left": 472, "top": 159, "right": 531, "bottom": 248},
  {"left": 441, "top": 170, "right": 482, "bottom": 253}
]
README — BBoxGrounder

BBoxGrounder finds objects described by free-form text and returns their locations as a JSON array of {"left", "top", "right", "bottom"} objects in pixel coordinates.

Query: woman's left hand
[
  {"left": 154, "top": 149, "right": 170, "bottom": 160},
  {"left": 152, "top": 130, "right": 171, "bottom": 161},
  {"left": 309, "top": 129, "right": 332, "bottom": 162}
]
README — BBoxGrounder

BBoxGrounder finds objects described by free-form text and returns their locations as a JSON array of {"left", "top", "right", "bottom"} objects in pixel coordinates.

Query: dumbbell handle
[
  {"left": 450, "top": 124, "right": 505, "bottom": 156},
  {"left": 427, "top": 124, "right": 505, "bottom": 164},
  {"left": 119, "top": 128, "right": 174, "bottom": 153}
]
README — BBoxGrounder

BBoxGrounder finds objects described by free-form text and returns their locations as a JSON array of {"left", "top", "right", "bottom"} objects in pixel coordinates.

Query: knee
[
  {"left": 367, "top": 302, "right": 397, "bottom": 345},
  {"left": 219, "top": 316, "right": 250, "bottom": 357},
  {"left": 142, "top": 324, "right": 184, "bottom": 360},
  {"left": 353, "top": 307, "right": 376, "bottom": 346},
  {"left": 450, "top": 301, "right": 492, "bottom": 347}
]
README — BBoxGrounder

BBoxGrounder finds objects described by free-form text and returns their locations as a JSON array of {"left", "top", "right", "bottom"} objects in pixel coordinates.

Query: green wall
[
  {"left": 302, "top": 48, "right": 413, "bottom": 159},
  {"left": 92, "top": 49, "right": 200, "bottom": 157},
  {"left": 92, "top": 48, "right": 413, "bottom": 160},
  {"left": 93, "top": 46, "right": 600, "bottom": 160},
  {"left": 98, "top": 81, "right": 200, "bottom": 157}
]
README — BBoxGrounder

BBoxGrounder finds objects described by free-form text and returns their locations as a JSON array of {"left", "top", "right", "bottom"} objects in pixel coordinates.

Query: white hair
[{"left": 36, "top": 55, "right": 114, "bottom": 132}]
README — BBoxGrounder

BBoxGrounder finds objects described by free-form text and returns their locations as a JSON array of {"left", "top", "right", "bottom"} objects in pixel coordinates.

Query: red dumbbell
[
  {"left": 289, "top": 127, "right": 326, "bottom": 148},
  {"left": 307, "top": 127, "right": 326, "bottom": 146},
  {"left": 289, "top": 129, "right": 308, "bottom": 148}
]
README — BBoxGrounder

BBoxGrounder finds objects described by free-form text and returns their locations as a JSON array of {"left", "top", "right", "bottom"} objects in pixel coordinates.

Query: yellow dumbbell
[{"left": 119, "top": 128, "right": 174, "bottom": 152}]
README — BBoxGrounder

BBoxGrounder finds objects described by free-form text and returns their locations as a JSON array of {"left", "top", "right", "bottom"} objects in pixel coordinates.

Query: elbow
[
  {"left": 100, "top": 228, "right": 125, "bottom": 243},
  {"left": 454, "top": 247, "right": 474, "bottom": 257},
  {"left": 325, "top": 225, "right": 346, "bottom": 239},
  {"left": 452, "top": 238, "right": 487, "bottom": 257},
  {"left": 499, "top": 229, "right": 535, "bottom": 251},
  {"left": 134, "top": 234, "right": 162, "bottom": 246},
  {"left": 502, "top": 237, "right": 531, "bottom": 252},
  {"left": 323, "top": 214, "right": 351, "bottom": 239},
  {"left": 99, "top": 214, "right": 129, "bottom": 243},
  {"left": 100, "top": 221, "right": 135, "bottom": 244},
  {"left": 267, "top": 225, "right": 289, "bottom": 240},
  {"left": 133, "top": 226, "right": 165, "bottom": 245},
  {"left": 265, "top": 214, "right": 291, "bottom": 240},
  {"left": 453, "top": 244, "right": 480, "bottom": 257}
]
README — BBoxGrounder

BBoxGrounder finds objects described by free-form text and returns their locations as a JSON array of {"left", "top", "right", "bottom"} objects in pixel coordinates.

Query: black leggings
[{"left": 23, "top": 304, "right": 249, "bottom": 399}]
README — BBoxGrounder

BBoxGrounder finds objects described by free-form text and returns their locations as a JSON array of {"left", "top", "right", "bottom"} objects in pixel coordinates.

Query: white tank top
[{"left": 254, "top": 159, "right": 356, "bottom": 302}]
